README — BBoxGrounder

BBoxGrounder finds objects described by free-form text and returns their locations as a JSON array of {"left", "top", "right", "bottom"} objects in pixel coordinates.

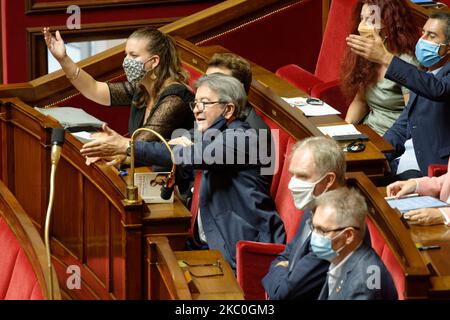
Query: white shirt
[
  {"left": 327, "top": 243, "right": 361, "bottom": 296},
  {"left": 197, "top": 208, "right": 207, "bottom": 244},
  {"left": 395, "top": 67, "right": 443, "bottom": 174}
]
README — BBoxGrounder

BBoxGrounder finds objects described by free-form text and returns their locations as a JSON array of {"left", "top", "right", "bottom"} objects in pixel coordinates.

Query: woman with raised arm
[
  {"left": 342, "top": 0, "right": 419, "bottom": 136},
  {"left": 43, "top": 27, "right": 194, "bottom": 145}
]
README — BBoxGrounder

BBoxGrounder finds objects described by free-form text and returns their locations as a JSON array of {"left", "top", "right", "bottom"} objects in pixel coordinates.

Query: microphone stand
[
  {"left": 125, "top": 128, "right": 176, "bottom": 204},
  {"left": 44, "top": 128, "right": 64, "bottom": 300}
]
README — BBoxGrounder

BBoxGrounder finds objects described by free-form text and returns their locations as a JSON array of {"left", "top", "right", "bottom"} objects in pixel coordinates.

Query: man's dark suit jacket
[
  {"left": 262, "top": 210, "right": 373, "bottom": 300},
  {"left": 262, "top": 210, "right": 329, "bottom": 300},
  {"left": 318, "top": 242, "right": 397, "bottom": 300},
  {"left": 134, "top": 116, "right": 286, "bottom": 269},
  {"left": 383, "top": 57, "right": 450, "bottom": 175}
]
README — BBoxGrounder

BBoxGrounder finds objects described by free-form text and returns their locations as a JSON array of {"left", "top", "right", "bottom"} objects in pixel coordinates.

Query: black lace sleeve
[
  {"left": 135, "top": 95, "right": 193, "bottom": 142},
  {"left": 107, "top": 81, "right": 136, "bottom": 106}
]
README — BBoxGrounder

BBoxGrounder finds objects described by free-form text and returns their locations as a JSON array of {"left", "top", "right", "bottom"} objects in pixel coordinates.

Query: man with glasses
[
  {"left": 263, "top": 137, "right": 348, "bottom": 300},
  {"left": 313, "top": 188, "right": 397, "bottom": 300},
  {"left": 80, "top": 73, "right": 286, "bottom": 269}
]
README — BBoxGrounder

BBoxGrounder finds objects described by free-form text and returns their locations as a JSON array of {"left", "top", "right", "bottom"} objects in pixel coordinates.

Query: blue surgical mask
[
  {"left": 415, "top": 38, "right": 447, "bottom": 68},
  {"left": 310, "top": 230, "right": 346, "bottom": 262}
]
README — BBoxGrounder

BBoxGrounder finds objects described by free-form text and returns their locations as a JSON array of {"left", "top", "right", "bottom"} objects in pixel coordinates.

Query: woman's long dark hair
[
  {"left": 340, "top": 0, "right": 419, "bottom": 101},
  {"left": 129, "top": 27, "right": 188, "bottom": 109}
]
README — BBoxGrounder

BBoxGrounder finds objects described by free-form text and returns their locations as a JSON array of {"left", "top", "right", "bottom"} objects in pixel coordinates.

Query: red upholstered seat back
[
  {"left": 274, "top": 137, "right": 303, "bottom": 243},
  {"left": 254, "top": 110, "right": 290, "bottom": 199},
  {"left": 0, "top": 217, "right": 44, "bottom": 300},
  {"left": 315, "top": 0, "right": 358, "bottom": 82},
  {"left": 236, "top": 241, "right": 285, "bottom": 300},
  {"left": 367, "top": 218, "right": 404, "bottom": 300},
  {"left": 182, "top": 63, "right": 203, "bottom": 89}
]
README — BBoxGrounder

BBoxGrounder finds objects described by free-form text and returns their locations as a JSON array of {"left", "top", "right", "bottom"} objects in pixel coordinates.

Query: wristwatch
[{"left": 126, "top": 141, "right": 132, "bottom": 156}]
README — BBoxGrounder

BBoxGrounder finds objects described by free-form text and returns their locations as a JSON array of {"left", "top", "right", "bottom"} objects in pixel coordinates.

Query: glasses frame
[
  {"left": 179, "top": 259, "right": 224, "bottom": 278},
  {"left": 310, "top": 224, "right": 360, "bottom": 236},
  {"left": 189, "top": 100, "right": 228, "bottom": 112}
]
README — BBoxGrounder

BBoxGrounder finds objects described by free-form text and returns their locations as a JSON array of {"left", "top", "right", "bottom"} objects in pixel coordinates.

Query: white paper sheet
[
  {"left": 282, "top": 97, "right": 341, "bottom": 116},
  {"left": 318, "top": 124, "right": 361, "bottom": 137}
]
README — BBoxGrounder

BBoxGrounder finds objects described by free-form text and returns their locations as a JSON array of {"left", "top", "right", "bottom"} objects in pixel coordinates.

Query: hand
[
  {"left": 404, "top": 208, "right": 445, "bottom": 226},
  {"left": 386, "top": 179, "right": 417, "bottom": 198},
  {"left": 85, "top": 155, "right": 127, "bottom": 167},
  {"left": 80, "top": 124, "right": 129, "bottom": 158},
  {"left": 168, "top": 136, "right": 193, "bottom": 147},
  {"left": 43, "top": 27, "right": 67, "bottom": 62},
  {"left": 346, "top": 30, "right": 393, "bottom": 66}
]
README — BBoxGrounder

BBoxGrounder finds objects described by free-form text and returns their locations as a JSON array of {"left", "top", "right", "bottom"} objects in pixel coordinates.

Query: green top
[{"left": 363, "top": 54, "right": 418, "bottom": 136}]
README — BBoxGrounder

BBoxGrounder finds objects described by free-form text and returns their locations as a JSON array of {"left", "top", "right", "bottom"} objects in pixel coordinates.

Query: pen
[
  {"left": 384, "top": 193, "right": 419, "bottom": 200},
  {"left": 418, "top": 245, "right": 440, "bottom": 251}
]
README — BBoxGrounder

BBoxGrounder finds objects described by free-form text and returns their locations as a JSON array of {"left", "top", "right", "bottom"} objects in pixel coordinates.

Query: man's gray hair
[
  {"left": 315, "top": 187, "right": 367, "bottom": 232},
  {"left": 195, "top": 73, "right": 247, "bottom": 119},
  {"left": 291, "top": 136, "right": 346, "bottom": 185},
  {"left": 430, "top": 12, "right": 450, "bottom": 44}
]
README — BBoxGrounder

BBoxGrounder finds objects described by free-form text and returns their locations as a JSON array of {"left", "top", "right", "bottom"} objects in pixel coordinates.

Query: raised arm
[{"left": 43, "top": 27, "right": 111, "bottom": 106}]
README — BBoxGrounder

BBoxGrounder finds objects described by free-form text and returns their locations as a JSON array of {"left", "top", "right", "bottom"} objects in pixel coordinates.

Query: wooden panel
[
  {"left": 25, "top": 0, "right": 212, "bottom": 13},
  {"left": 110, "top": 205, "right": 125, "bottom": 299},
  {"left": 13, "top": 120, "right": 43, "bottom": 228},
  {"left": 84, "top": 179, "right": 110, "bottom": 290},
  {"left": 52, "top": 157, "right": 83, "bottom": 259}
]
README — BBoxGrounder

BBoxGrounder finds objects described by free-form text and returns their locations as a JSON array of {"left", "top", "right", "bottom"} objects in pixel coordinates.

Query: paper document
[
  {"left": 318, "top": 124, "right": 362, "bottom": 137},
  {"left": 386, "top": 195, "right": 449, "bottom": 214},
  {"left": 71, "top": 131, "right": 94, "bottom": 143},
  {"left": 134, "top": 172, "right": 174, "bottom": 203},
  {"left": 282, "top": 97, "right": 341, "bottom": 116}
]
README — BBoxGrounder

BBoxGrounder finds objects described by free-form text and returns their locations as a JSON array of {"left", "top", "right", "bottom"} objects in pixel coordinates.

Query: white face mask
[{"left": 288, "top": 175, "right": 327, "bottom": 210}]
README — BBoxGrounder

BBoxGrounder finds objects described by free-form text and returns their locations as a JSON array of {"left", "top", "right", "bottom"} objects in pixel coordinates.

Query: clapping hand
[{"left": 346, "top": 29, "right": 393, "bottom": 66}]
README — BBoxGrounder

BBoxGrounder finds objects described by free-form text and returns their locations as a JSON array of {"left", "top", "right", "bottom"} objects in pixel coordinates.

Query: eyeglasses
[
  {"left": 310, "top": 223, "right": 360, "bottom": 236},
  {"left": 178, "top": 259, "right": 224, "bottom": 278},
  {"left": 189, "top": 101, "right": 227, "bottom": 111}
]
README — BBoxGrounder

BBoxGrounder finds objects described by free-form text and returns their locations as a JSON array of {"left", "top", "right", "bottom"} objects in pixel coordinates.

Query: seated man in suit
[
  {"left": 313, "top": 188, "right": 397, "bottom": 300},
  {"left": 386, "top": 157, "right": 450, "bottom": 226},
  {"left": 347, "top": 12, "right": 450, "bottom": 183},
  {"left": 80, "top": 73, "right": 286, "bottom": 269},
  {"left": 262, "top": 137, "right": 346, "bottom": 300}
]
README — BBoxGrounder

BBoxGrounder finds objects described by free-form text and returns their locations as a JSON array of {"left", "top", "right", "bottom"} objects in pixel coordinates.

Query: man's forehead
[
  {"left": 425, "top": 18, "right": 446, "bottom": 35},
  {"left": 289, "top": 148, "right": 315, "bottom": 172}
]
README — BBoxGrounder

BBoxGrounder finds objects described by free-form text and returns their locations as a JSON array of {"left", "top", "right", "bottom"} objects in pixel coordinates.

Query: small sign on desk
[{"left": 134, "top": 171, "right": 173, "bottom": 203}]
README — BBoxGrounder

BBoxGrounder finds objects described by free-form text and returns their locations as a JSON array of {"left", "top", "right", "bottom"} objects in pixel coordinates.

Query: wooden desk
[
  {"left": 377, "top": 186, "right": 450, "bottom": 297},
  {"left": 175, "top": 250, "right": 244, "bottom": 300},
  {"left": 147, "top": 236, "right": 244, "bottom": 300},
  {"left": 0, "top": 98, "right": 191, "bottom": 300}
]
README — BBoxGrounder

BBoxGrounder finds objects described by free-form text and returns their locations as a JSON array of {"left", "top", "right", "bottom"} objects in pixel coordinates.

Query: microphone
[
  {"left": 45, "top": 127, "right": 65, "bottom": 300},
  {"left": 126, "top": 128, "right": 176, "bottom": 204},
  {"left": 160, "top": 173, "right": 175, "bottom": 200},
  {"left": 50, "top": 127, "right": 65, "bottom": 165}
]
